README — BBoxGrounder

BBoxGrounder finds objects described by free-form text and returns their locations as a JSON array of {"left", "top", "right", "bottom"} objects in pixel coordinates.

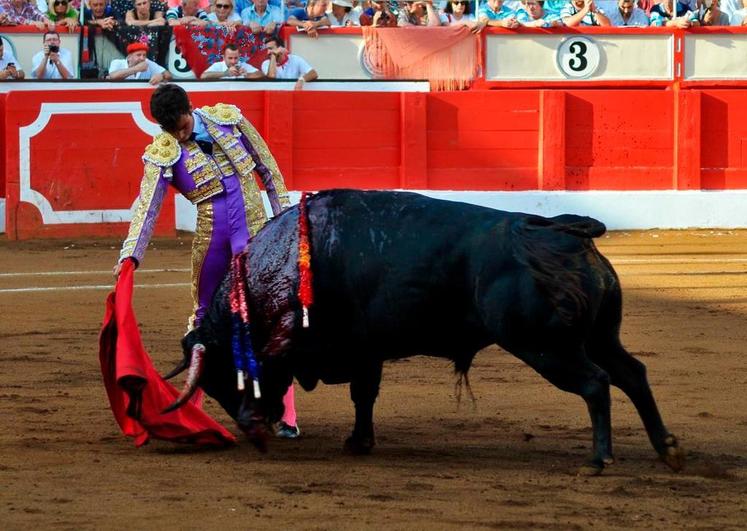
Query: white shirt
[
  {"left": 328, "top": 10, "right": 360, "bottom": 26},
  {"left": 0, "top": 46, "right": 21, "bottom": 71},
  {"left": 203, "top": 59, "right": 259, "bottom": 78},
  {"left": 108, "top": 58, "right": 166, "bottom": 80},
  {"left": 607, "top": 6, "right": 650, "bottom": 26},
  {"left": 207, "top": 11, "right": 242, "bottom": 23},
  {"left": 31, "top": 47, "right": 74, "bottom": 79},
  {"left": 261, "top": 54, "right": 313, "bottom": 79},
  {"left": 439, "top": 12, "right": 475, "bottom": 25},
  {"left": 730, "top": 6, "right": 747, "bottom": 24}
]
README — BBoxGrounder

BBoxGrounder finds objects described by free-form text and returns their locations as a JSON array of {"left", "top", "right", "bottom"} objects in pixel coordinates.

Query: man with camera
[
  {"left": 31, "top": 31, "right": 74, "bottom": 79},
  {"left": 201, "top": 43, "right": 264, "bottom": 80},
  {"left": 0, "top": 38, "right": 25, "bottom": 80}
]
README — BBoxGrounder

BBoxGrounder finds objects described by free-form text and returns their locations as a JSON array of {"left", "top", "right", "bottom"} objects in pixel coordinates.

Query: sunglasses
[
  {"left": 215, "top": 3, "right": 231, "bottom": 7},
  {"left": 54, "top": 0, "right": 68, "bottom": 4},
  {"left": 452, "top": 1, "right": 467, "bottom": 4}
]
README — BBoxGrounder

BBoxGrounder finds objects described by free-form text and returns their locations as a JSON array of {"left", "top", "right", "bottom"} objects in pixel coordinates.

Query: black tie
[{"left": 189, "top": 132, "right": 213, "bottom": 156}]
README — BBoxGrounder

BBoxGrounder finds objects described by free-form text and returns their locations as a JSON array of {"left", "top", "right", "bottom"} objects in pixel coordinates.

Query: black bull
[{"left": 168, "top": 189, "right": 684, "bottom": 474}]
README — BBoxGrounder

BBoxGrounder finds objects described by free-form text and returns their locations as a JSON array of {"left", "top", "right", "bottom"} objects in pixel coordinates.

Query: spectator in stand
[
  {"left": 261, "top": 35, "right": 317, "bottom": 89},
  {"left": 0, "top": 37, "right": 25, "bottom": 79},
  {"left": 561, "top": 0, "right": 611, "bottom": 25},
  {"left": 46, "top": 0, "right": 79, "bottom": 29},
  {"left": 208, "top": 0, "right": 240, "bottom": 23},
  {"left": 287, "top": 0, "right": 330, "bottom": 37},
  {"left": 201, "top": 43, "right": 264, "bottom": 78},
  {"left": 607, "top": 0, "right": 649, "bottom": 24},
  {"left": 328, "top": 0, "right": 359, "bottom": 25},
  {"left": 515, "top": 0, "right": 562, "bottom": 25},
  {"left": 649, "top": 0, "right": 698, "bottom": 26},
  {"left": 699, "top": 0, "right": 729, "bottom": 23},
  {"left": 112, "top": 0, "right": 165, "bottom": 19},
  {"left": 729, "top": 0, "right": 747, "bottom": 23},
  {"left": 358, "top": 0, "right": 398, "bottom": 25},
  {"left": 31, "top": 30, "right": 74, "bottom": 78},
  {"left": 108, "top": 41, "right": 170, "bottom": 82},
  {"left": 479, "top": 0, "right": 520, "bottom": 27},
  {"left": 0, "top": 0, "right": 52, "bottom": 28},
  {"left": 126, "top": 0, "right": 166, "bottom": 24},
  {"left": 84, "top": 0, "right": 118, "bottom": 28},
  {"left": 241, "top": 0, "right": 282, "bottom": 32},
  {"left": 398, "top": 0, "right": 441, "bottom": 24},
  {"left": 166, "top": 0, "right": 209, "bottom": 24},
  {"left": 440, "top": 0, "right": 480, "bottom": 27}
]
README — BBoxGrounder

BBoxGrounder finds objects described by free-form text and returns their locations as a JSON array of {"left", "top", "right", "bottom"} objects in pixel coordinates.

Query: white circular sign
[{"left": 556, "top": 36, "right": 601, "bottom": 80}]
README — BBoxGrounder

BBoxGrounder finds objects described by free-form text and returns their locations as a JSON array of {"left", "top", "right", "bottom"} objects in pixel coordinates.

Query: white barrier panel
[
  {"left": 485, "top": 33, "right": 673, "bottom": 82},
  {"left": 684, "top": 33, "right": 747, "bottom": 81}
]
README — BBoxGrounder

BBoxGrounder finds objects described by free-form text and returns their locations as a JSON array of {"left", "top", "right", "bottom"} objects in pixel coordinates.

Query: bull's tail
[{"left": 512, "top": 214, "right": 605, "bottom": 325}]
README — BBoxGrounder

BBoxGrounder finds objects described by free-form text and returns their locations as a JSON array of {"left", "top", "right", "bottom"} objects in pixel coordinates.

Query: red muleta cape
[{"left": 98, "top": 259, "right": 236, "bottom": 447}]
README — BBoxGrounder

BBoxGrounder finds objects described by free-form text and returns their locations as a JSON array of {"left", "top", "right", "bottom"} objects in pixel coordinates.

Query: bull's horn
[
  {"left": 162, "top": 357, "right": 190, "bottom": 381},
  {"left": 162, "top": 343, "right": 205, "bottom": 414}
]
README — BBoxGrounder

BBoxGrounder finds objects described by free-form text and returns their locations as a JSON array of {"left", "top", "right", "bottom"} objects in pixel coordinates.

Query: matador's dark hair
[{"left": 150, "top": 84, "right": 191, "bottom": 133}]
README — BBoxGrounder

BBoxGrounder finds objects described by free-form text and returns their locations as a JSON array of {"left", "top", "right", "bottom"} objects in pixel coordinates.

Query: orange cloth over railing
[{"left": 361, "top": 26, "right": 482, "bottom": 91}]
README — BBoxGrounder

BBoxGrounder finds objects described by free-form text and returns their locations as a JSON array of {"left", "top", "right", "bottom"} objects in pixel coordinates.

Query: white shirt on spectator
[
  {"left": 328, "top": 10, "right": 360, "bottom": 25},
  {"left": 0, "top": 45, "right": 20, "bottom": 70},
  {"left": 108, "top": 58, "right": 166, "bottom": 80},
  {"left": 203, "top": 59, "right": 259, "bottom": 78},
  {"left": 261, "top": 54, "right": 313, "bottom": 79},
  {"left": 439, "top": 12, "right": 475, "bottom": 24},
  {"left": 607, "top": 5, "right": 649, "bottom": 25},
  {"left": 31, "top": 48, "right": 74, "bottom": 79},
  {"left": 207, "top": 11, "right": 242, "bottom": 22},
  {"left": 730, "top": 7, "right": 747, "bottom": 23}
]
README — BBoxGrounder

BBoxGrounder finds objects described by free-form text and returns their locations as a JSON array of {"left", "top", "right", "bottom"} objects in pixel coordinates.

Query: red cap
[{"left": 127, "top": 42, "right": 149, "bottom": 55}]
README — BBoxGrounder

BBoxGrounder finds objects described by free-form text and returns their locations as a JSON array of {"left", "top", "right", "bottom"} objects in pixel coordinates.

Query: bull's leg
[
  {"left": 590, "top": 341, "right": 685, "bottom": 472},
  {"left": 237, "top": 393, "right": 269, "bottom": 453},
  {"left": 515, "top": 348, "right": 613, "bottom": 475},
  {"left": 344, "top": 360, "right": 383, "bottom": 455}
]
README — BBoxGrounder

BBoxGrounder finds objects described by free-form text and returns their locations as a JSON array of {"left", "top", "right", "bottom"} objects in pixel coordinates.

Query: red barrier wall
[{"left": 4, "top": 86, "right": 747, "bottom": 239}]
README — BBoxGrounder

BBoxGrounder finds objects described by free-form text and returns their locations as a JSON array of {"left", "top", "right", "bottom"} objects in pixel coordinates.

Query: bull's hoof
[
  {"left": 660, "top": 435, "right": 685, "bottom": 472},
  {"left": 577, "top": 456, "right": 609, "bottom": 477},
  {"left": 239, "top": 422, "right": 270, "bottom": 453},
  {"left": 343, "top": 435, "right": 375, "bottom": 455}
]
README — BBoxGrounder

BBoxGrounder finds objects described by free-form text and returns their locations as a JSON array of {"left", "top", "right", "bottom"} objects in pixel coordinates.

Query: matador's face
[{"left": 169, "top": 111, "right": 195, "bottom": 144}]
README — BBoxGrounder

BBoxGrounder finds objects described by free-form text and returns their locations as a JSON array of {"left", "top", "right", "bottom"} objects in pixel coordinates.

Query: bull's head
[{"left": 162, "top": 327, "right": 294, "bottom": 450}]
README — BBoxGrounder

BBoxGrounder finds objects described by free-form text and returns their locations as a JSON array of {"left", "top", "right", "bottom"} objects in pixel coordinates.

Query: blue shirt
[
  {"left": 241, "top": 4, "right": 283, "bottom": 25},
  {"left": 515, "top": 7, "right": 561, "bottom": 25},
  {"left": 478, "top": 2, "right": 515, "bottom": 20},
  {"left": 287, "top": 6, "right": 325, "bottom": 21},
  {"left": 192, "top": 113, "right": 211, "bottom": 144}
]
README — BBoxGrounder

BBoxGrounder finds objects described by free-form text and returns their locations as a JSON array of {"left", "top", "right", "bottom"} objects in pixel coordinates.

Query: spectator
[
  {"left": 208, "top": 0, "right": 240, "bottom": 23},
  {"left": 358, "top": 0, "right": 398, "bottom": 25},
  {"left": 287, "top": 0, "right": 330, "bottom": 37},
  {"left": 561, "top": 0, "right": 611, "bottom": 25},
  {"left": 261, "top": 35, "right": 317, "bottom": 89},
  {"left": 649, "top": 0, "right": 698, "bottom": 26},
  {"left": 111, "top": 0, "right": 165, "bottom": 18},
  {"left": 516, "top": 0, "right": 562, "bottom": 25},
  {"left": 108, "top": 41, "right": 170, "bottom": 82},
  {"left": 46, "top": 0, "right": 79, "bottom": 29},
  {"left": 607, "top": 0, "right": 649, "bottom": 24},
  {"left": 84, "top": 0, "right": 118, "bottom": 29},
  {"left": 478, "top": 0, "right": 520, "bottom": 27},
  {"left": 0, "top": 0, "right": 52, "bottom": 28},
  {"left": 201, "top": 43, "right": 263, "bottom": 78},
  {"left": 440, "top": 0, "right": 480, "bottom": 27},
  {"left": 240, "top": 0, "right": 282, "bottom": 32},
  {"left": 328, "top": 0, "right": 359, "bottom": 25},
  {"left": 730, "top": 0, "right": 747, "bottom": 23},
  {"left": 0, "top": 37, "right": 25, "bottom": 79},
  {"left": 166, "top": 0, "right": 209, "bottom": 24},
  {"left": 31, "top": 31, "right": 74, "bottom": 78},
  {"left": 700, "top": 0, "right": 729, "bottom": 23},
  {"left": 398, "top": 0, "right": 441, "bottom": 24},
  {"left": 126, "top": 0, "right": 166, "bottom": 25},
  {"left": 721, "top": 0, "right": 741, "bottom": 20}
]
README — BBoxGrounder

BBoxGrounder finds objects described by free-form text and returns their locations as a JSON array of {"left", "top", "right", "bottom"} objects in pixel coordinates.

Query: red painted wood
[
  {"left": 539, "top": 90, "right": 565, "bottom": 191},
  {"left": 401, "top": 92, "right": 427, "bottom": 189},
  {"left": 675, "top": 89, "right": 701, "bottom": 190}
]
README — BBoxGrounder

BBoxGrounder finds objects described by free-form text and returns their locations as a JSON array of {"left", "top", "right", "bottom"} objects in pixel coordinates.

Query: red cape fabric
[{"left": 98, "top": 259, "right": 236, "bottom": 448}]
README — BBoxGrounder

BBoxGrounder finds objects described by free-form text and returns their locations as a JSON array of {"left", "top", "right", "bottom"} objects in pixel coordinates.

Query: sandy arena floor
[{"left": 0, "top": 230, "right": 746, "bottom": 529}]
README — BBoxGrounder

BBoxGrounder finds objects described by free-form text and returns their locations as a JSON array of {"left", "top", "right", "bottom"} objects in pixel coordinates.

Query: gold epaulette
[
  {"left": 142, "top": 132, "right": 180, "bottom": 167},
  {"left": 196, "top": 103, "right": 242, "bottom": 126}
]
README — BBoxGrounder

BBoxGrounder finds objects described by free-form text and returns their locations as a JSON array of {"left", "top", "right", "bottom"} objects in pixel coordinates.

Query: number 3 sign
[{"left": 556, "top": 36, "right": 601, "bottom": 79}]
